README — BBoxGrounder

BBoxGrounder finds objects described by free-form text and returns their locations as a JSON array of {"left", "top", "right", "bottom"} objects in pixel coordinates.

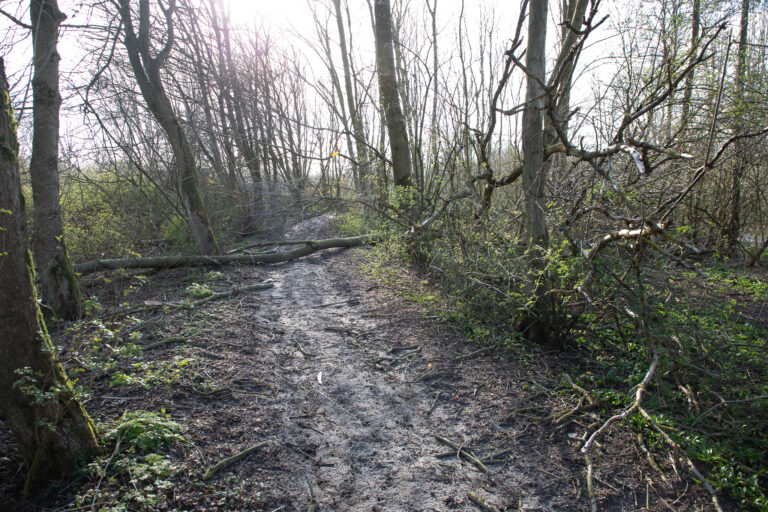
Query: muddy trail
[{"left": 1, "top": 214, "right": 716, "bottom": 511}]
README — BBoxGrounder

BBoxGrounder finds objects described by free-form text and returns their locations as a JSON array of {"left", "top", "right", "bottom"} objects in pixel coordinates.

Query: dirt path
[
  {"left": 1, "top": 214, "right": 714, "bottom": 510},
  {"left": 162, "top": 214, "right": 591, "bottom": 511},
  {"left": 154, "top": 214, "right": 633, "bottom": 512}
]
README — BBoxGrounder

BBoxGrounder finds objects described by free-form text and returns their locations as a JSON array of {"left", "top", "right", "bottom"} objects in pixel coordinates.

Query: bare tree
[
  {"left": 520, "top": 0, "right": 552, "bottom": 343},
  {"left": 117, "top": 0, "right": 219, "bottom": 254},
  {"left": 724, "top": 0, "right": 750, "bottom": 255},
  {"left": 681, "top": 0, "right": 700, "bottom": 127},
  {"left": 29, "top": 0, "right": 81, "bottom": 319},
  {"left": 333, "top": 0, "right": 371, "bottom": 193},
  {"left": 374, "top": 0, "right": 412, "bottom": 188}
]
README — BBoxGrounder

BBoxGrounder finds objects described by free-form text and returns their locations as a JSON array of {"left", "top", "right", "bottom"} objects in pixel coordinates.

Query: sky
[
  {"left": 0, "top": 0, "right": 523, "bottom": 116},
  {"left": 4, "top": 0, "right": 746, "bottom": 161},
  {"left": 0, "top": 0, "right": 605, "bottom": 161}
]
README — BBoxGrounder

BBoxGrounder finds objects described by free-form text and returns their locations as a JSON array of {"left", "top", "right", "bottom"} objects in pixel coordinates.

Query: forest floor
[{"left": 1, "top": 214, "right": 723, "bottom": 511}]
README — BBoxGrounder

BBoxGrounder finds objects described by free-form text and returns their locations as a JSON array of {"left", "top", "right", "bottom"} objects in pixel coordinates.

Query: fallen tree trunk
[
  {"left": 226, "top": 239, "right": 320, "bottom": 254},
  {"left": 74, "top": 235, "right": 374, "bottom": 274}
]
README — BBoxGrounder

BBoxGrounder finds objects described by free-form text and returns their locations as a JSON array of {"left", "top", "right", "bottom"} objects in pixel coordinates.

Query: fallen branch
[
  {"left": 103, "top": 282, "right": 273, "bottom": 318},
  {"left": 452, "top": 347, "right": 493, "bottom": 362},
  {"left": 467, "top": 492, "right": 501, "bottom": 512},
  {"left": 141, "top": 336, "right": 188, "bottom": 351},
  {"left": 690, "top": 394, "right": 768, "bottom": 428},
  {"left": 202, "top": 441, "right": 268, "bottom": 480},
  {"left": 582, "top": 350, "right": 659, "bottom": 454},
  {"left": 434, "top": 435, "right": 489, "bottom": 475},
  {"left": 638, "top": 407, "right": 724, "bottom": 512},
  {"left": 226, "top": 239, "right": 319, "bottom": 254},
  {"left": 586, "top": 224, "right": 663, "bottom": 261},
  {"left": 75, "top": 235, "right": 374, "bottom": 274}
]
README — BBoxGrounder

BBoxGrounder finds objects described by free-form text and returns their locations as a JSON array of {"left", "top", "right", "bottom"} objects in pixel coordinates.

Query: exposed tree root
[{"left": 74, "top": 235, "right": 374, "bottom": 274}]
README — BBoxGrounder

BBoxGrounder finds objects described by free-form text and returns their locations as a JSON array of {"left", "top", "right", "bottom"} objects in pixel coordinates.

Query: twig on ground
[
  {"left": 638, "top": 407, "right": 724, "bottom": 512},
  {"left": 452, "top": 347, "right": 493, "bottom": 362},
  {"left": 427, "top": 391, "right": 442, "bottom": 416},
  {"left": 202, "top": 441, "right": 268, "bottom": 480},
  {"left": 635, "top": 433, "right": 672, "bottom": 488},
  {"left": 467, "top": 492, "right": 501, "bottom": 512},
  {"left": 371, "top": 347, "right": 421, "bottom": 365},
  {"left": 434, "top": 435, "right": 489, "bottom": 475},
  {"left": 141, "top": 336, "right": 188, "bottom": 351},
  {"left": 310, "top": 299, "right": 354, "bottom": 309},
  {"left": 104, "top": 282, "right": 274, "bottom": 319},
  {"left": 586, "top": 453, "right": 597, "bottom": 512},
  {"left": 564, "top": 373, "right": 597, "bottom": 406},
  {"left": 413, "top": 368, "right": 451, "bottom": 382},
  {"left": 480, "top": 447, "right": 514, "bottom": 464},
  {"left": 306, "top": 477, "right": 319, "bottom": 512}
]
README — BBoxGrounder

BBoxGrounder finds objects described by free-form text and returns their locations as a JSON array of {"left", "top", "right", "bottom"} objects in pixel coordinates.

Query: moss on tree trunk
[{"left": 0, "top": 57, "right": 99, "bottom": 498}]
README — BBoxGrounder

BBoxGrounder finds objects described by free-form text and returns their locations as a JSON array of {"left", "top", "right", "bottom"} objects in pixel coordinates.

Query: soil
[{"left": 0, "top": 214, "right": 719, "bottom": 511}]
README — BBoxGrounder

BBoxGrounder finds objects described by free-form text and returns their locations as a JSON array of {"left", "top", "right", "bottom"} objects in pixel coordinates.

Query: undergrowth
[
  {"left": 339, "top": 204, "right": 768, "bottom": 510},
  {"left": 73, "top": 410, "right": 186, "bottom": 511}
]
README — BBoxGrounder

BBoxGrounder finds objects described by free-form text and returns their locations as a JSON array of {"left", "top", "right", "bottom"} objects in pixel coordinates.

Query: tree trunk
[
  {"left": 725, "top": 0, "right": 749, "bottom": 256},
  {"left": 0, "top": 58, "right": 99, "bottom": 497},
  {"left": 681, "top": 0, "right": 700, "bottom": 128},
  {"left": 374, "top": 0, "right": 412, "bottom": 188},
  {"left": 521, "top": 0, "right": 554, "bottom": 345},
  {"left": 212, "top": 3, "right": 264, "bottom": 223},
  {"left": 29, "top": 0, "right": 81, "bottom": 319},
  {"left": 541, "top": 0, "right": 587, "bottom": 199},
  {"left": 119, "top": 0, "right": 219, "bottom": 255},
  {"left": 333, "top": 0, "right": 371, "bottom": 194},
  {"left": 74, "top": 234, "right": 374, "bottom": 273}
]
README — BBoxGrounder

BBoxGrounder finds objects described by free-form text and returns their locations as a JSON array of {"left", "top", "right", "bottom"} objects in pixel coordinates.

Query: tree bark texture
[
  {"left": 119, "top": 0, "right": 219, "bottom": 255},
  {"left": 521, "top": 0, "right": 554, "bottom": 344},
  {"left": 0, "top": 59, "right": 99, "bottom": 497},
  {"left": 374, "top": 0, "right": 412, "bottom": 188},
  {"left": 29, "top": 0, "right": 81, "bottom": 319}
]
